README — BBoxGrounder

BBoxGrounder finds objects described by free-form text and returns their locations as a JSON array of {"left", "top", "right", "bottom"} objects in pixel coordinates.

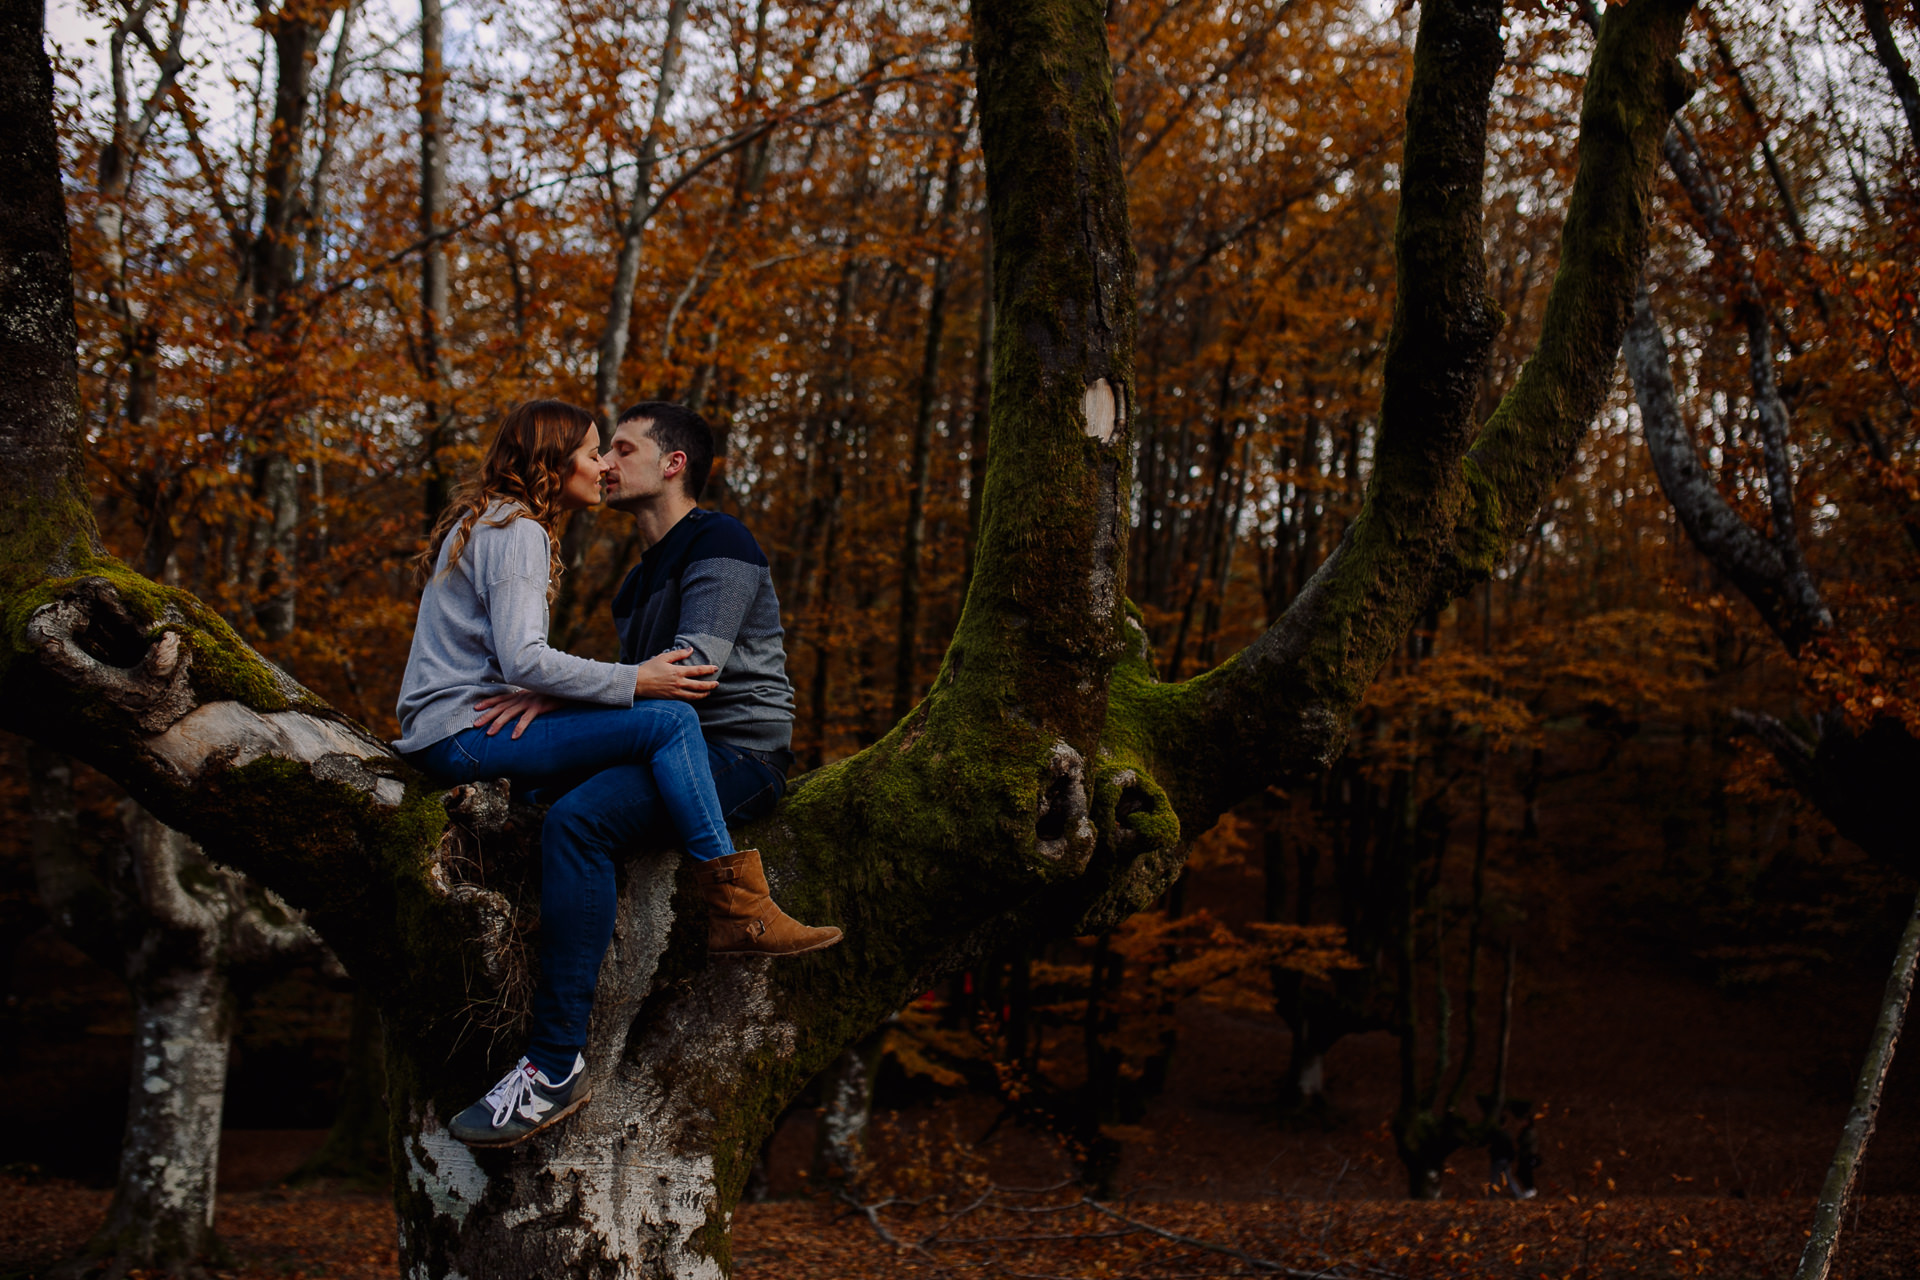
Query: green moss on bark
[{"left": 2, "top": 561, "right": 323, "bottom": 715}]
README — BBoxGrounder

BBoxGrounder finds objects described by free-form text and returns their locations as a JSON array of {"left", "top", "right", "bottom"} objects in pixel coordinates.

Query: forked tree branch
[
  {"left": 1624, "top": 284, "right": 1828, "bottom": 650},
  {"left": 1122, "top": 0, "right": 1699, "bottom": 834}
]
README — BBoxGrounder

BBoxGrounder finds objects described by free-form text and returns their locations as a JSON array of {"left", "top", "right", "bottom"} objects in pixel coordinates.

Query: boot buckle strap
[
  {"left": 748, "top": 918, "right": 768, "bottom": 937},
  {"left": 709, "top": 867, "right": 739, "bottom": 884}
]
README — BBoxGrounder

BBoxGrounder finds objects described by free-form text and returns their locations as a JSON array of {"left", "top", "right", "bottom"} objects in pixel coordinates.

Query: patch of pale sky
[
  {"left": 46, "top": 0, "right": 425, "bottom": 149},
  {"left": 38, "top": 0, "right": 1907, "bottom": 256}
]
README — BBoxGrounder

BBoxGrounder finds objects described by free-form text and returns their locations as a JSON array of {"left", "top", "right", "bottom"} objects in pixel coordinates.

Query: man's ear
[{"left": 662, "top": 450, "right": 688, "bottom": 480}]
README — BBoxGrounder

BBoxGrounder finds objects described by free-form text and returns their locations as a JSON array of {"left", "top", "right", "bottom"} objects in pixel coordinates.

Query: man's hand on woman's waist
[{"left": 634, "top": 647, "right": 719, "bottom": 701}]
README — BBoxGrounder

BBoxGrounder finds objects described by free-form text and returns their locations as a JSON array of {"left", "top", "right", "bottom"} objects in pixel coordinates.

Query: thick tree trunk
[
  {"left": 40, "top": 801, "right": 328, "bottom": 1278},
  {"left": 0, "top": 0, "right": 94, "bottom": 570},
  {"left": 2, "top": 0, "right": 1699, "bottom": 1271},
  {"left": 32, "top": 748, "right": 331, "bottom": 1275},
  {"left": 30, "top": 765, "right": 231, "bottom": 1277},
  {"left": 388, "top": 845, "right": 767, "bottom": 1278}
]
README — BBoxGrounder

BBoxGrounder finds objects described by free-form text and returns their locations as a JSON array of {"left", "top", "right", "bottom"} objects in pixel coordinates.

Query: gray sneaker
[{"left": 449, "top": 1054, "right": 590, "bottom": 1147}]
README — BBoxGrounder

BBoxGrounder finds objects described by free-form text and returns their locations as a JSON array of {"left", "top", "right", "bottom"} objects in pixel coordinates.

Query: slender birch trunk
[{"left": 1794, "top": 891, "right": 1920, "bottom": 1280}]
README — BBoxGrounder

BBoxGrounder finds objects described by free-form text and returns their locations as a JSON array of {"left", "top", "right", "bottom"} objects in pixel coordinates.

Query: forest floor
[
  {"left": 4, "top": 923, "right": 1920, "bottom": 1279},
  {"left": 4, "top": 1172, "right": 1918, "bottom": 1279},
  {"left": 7, "top": 779, "right": 1920, "bottom": 1280}
]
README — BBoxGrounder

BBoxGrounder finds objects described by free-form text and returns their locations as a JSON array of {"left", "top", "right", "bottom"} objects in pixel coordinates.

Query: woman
[{"left": 395, "top": 399, "right": 840, "bottom": 1148}]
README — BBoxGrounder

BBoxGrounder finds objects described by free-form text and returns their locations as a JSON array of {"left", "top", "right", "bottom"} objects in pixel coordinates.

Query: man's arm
[{"left": 668, "top": 528, "right": 772, "bottom": 673}]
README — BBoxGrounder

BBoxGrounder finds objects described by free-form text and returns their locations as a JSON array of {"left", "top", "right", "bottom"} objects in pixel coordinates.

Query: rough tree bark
[{"left": 2, "top": 0, "right": 1696, "bottom": 1271}]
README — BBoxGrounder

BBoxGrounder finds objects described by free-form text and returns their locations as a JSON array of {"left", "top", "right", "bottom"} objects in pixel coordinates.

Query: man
[
  {"left": 454, "top": 401, "right": 833, "bottom": 1148},
  {"left": 605, "top": 400, "right": 797, "bottom": 824},
  {"left": 476, "top": 400, "right": 797, "bottom": 835}
]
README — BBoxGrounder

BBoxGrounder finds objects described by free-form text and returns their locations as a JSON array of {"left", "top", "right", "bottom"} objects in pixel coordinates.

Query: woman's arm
[
  {"left": 487, "top": 571, "right": 641, "bottom": 702},
  {"left": 474, "top": 649, "right": 718, "bottom": 738},
  {"left": 475, "top": 518, "right": 641, "bottom": 704}
]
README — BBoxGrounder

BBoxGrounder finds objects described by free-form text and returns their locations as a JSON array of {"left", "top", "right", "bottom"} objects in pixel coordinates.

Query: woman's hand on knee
[
  {"left": 635, "top": 648, "right": 720, "bottom": 702},
  {"left": 475, "top": 690, "right": 570, "bottom": 738}
]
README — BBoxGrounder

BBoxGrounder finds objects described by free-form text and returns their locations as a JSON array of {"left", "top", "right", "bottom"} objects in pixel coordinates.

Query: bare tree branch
[{"left": 1862, "top": 0, "right": 1920, "bottom": 148}]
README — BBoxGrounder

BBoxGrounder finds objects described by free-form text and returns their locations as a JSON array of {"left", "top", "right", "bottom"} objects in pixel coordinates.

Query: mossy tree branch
[{"left": 1118, "top": 0, "right": 1698, "bottom": 838}]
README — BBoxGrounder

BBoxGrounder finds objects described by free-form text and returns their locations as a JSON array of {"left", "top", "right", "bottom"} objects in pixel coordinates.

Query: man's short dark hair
[{"left": 617, "top": 400, "right": 714, "bottom": 501}]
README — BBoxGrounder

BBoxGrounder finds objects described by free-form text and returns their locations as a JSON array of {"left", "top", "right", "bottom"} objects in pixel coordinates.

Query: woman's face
[{"left": 558, "top": 426, "right": 611, "bottom": 511}]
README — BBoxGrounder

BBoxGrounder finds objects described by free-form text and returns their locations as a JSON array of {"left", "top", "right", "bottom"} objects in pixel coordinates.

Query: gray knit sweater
[
  {"left": 610, "top": 507, "right": 795, "bottom": 753},
  {"left": 394, "top": 502, "right": 640, "bottom": 753}
]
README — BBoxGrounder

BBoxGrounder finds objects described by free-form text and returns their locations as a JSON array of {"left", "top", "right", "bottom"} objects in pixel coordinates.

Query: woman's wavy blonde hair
[{"left": 417, "top": 399, "right": 598, "bottom": 600}]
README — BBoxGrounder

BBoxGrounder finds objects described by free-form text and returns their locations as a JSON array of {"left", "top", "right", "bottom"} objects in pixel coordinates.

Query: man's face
[{"left": 604, "top": 418, "right": 684, "bottom": 508}]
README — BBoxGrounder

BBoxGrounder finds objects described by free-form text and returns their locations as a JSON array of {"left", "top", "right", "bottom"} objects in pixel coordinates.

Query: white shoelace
[{"left": 484, "top": 1059, "right": 542, "bottom": 1128}]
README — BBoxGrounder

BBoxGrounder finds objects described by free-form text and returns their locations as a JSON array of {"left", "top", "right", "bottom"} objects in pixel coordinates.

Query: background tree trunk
[
  {"left": 33, "top": 796, "right": 331, "bottom": 1277},
  {"left": 553, "top": 0, "right": 692, "bottom": 643},
  {"left": 82, "top": 815, "right": 236, "bottom": 1278},
  {"left": 245, "top": 0, "right": 344, "bottom": 640},
  {"left": 418, "top": 0, "right": 453, "bottom": 528},
  {"left": 1794, "top": 889, "right": 1920, "bottom": 1280}
]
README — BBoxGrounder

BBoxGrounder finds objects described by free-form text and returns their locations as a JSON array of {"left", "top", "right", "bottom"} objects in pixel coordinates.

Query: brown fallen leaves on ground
[
  {"left": 3, "top": 1174, "right": 1916, "bottom": 1280},
  {"left": 0, "top": 1177, "right": 396, "bottom": 1280},
  {"left": 748, "top": 1184, "right": 1920, "bottom": 1279}
]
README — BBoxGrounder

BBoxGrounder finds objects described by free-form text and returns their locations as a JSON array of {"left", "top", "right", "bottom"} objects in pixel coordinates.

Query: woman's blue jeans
[{"left": 409, "top": 700, "right": 786, "bottom": 1077}]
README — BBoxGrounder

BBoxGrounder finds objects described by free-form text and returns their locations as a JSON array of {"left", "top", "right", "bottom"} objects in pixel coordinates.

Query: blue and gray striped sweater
[{"left": 611, "top": 507, "right": 796, "bottom": 753}]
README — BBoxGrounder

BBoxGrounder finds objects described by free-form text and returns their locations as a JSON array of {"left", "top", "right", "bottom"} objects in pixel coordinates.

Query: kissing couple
[{"left": 392, "top": 398, "right": 842, "bottom": 1148}]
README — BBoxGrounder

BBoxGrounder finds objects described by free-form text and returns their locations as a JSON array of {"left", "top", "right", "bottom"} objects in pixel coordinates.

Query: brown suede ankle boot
[{"left": 694, "top": 849, "right": 844, "bottom": 956}]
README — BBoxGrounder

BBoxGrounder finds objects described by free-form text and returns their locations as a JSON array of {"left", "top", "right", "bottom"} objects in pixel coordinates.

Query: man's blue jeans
[{"left": 408, "top": 701, "right": 788, "bottom": 1076}]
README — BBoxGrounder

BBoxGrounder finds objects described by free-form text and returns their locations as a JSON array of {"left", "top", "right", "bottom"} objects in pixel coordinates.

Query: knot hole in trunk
[
  {"left": 1035, "top": 742, "right": 1092, "bottom": 868},
  {"left": 26, "top": 578, "right": 195, "bottom": 733}
]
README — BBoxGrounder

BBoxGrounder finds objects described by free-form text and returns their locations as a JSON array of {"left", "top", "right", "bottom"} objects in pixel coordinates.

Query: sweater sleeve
[
  {"left": 479, "top": 520, "right": 639, "bottom": 704},
  {"left": 670, "top": 554, "right": 765, "bottom": 673}
]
